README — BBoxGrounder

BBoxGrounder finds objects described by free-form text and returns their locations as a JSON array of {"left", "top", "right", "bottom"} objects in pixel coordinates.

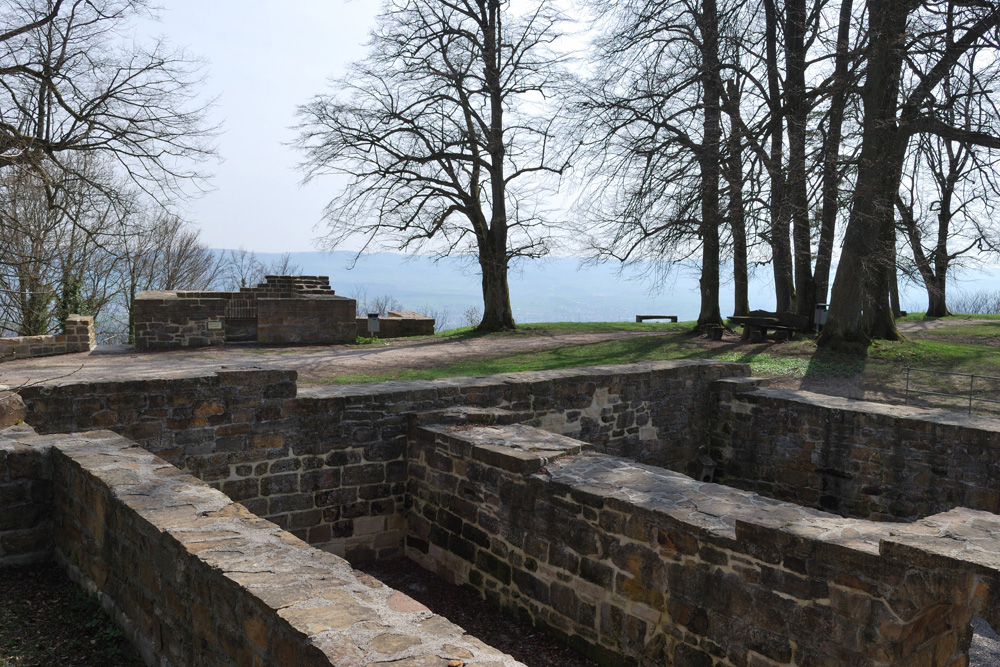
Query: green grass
[
  {"left": 301, "top": 318, "right": 1000, "bottom": 388},
  {"left": 316, "top": 326, "right": 864, "bottom": 384},
  {"left": 433, "top": 320, "right": 690, "bottom": 339}
]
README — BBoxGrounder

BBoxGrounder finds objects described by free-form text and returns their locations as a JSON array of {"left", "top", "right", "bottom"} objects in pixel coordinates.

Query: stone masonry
[
  {"left": 134, "top": 275, "right": 435, "bottom": 349},
  {"left": 19, "top": 360, "right": 742, "bottom": 561},
  {"left": 4, "top": 425, "right": 525, "bottom": 666},
  {"left": 408, "top": 419, "right": 1000, "bottom": 666},
  {"left": 710, "top": 377, "right": 1000, "bottom": 522},
  {"left": 134, "top": 276, "right": 356, "bottom": 349},
  {"left": 12, "top": 361, "right": 1000, "bottom": 665},
  {"left": 356, "top": 311, "right": 436, "bottom": 339},
  {"left": 0, "top": 315, "right": 96, "bottom": 362}
]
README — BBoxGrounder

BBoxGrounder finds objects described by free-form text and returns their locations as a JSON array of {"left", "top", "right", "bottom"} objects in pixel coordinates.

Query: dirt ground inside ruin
[{"left": 0, "top": 317, "right": 988, "bottom": 402}]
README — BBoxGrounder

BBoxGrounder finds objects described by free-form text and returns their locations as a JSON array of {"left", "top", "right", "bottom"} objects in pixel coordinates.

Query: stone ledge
[
  {"left": 43, "top": 429, "right": 525, "bottom": 666},
  {"left": 420, "top": 423, "right": 584, "bottom": 475}
]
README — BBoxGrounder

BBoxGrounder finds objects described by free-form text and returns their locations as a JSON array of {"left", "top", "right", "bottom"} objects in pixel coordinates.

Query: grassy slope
[{"left": 321, "top": 316, "right": 1000, "bottom": 386}]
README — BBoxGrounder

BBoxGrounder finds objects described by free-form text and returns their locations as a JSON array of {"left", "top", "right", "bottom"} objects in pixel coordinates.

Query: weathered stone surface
[
  {"left": 408, "top": 419, "right": 1000, "bottom": 667},
  {"left": 710, "top": 381, "right": 1000, "bottom": 522},
  {"left": 0, "top": 316, "right": 94, "bottom": 363}
]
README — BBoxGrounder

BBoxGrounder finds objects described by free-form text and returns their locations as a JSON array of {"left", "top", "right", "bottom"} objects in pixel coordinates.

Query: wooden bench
[
  {"left": 729, "top": 311, "right": 809, "bottom": 342},
  {"left": 635, "top": 315, "right": 678, "bottom": 323}
]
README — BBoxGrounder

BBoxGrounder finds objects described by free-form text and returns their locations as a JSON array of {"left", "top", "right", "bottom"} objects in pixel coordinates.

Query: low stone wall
[
  {"left": 408, "top": 420, "right": 1000, "bottom": 666},
  {"left": 258, "top": 296, "right": 356, "bottom": 345},
  {"left": 3, "top": 425, "right": 521, "bottom": 667},
  {"left": 133, "top": 276, "right": 360, "bottom": 349},
  {"left": 711, "top": 379, "right": 1000, "bottom": 521},
  {"left": 20, "top": 361, "right": 744, "bottom": 561},
  {"left": 0, "top": 315, "right": 95, "bottom": 361},
  {"left": 133, "top": 292, "right": 227, "bottom": 349},
  {"left": 357, "top": 310, "right": 435, "bottom": 338},
  {"left": 0, "top": 424, "right": 53, "bottom": 565}
]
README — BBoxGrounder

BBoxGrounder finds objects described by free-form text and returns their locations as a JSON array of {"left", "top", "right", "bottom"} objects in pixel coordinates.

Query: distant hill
[{"left": 227, "top": 250, "right": 996, "bottom": 327}]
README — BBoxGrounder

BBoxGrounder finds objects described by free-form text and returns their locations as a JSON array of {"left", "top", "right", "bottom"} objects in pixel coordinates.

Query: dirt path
[
  {"left": 1, "top": 317, "right": 991, "bottom": 393},
  {"left": 0, "top": 329, "right": 670, "bottom": 387}
]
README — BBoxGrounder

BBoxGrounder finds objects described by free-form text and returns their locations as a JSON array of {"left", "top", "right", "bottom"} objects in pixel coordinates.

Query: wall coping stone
[
  {"left": 735, "top": 386, "right": 1000, "bottom": 433},
  {"left": 18, "top": 426, "right": 527, "bottom": 666}
]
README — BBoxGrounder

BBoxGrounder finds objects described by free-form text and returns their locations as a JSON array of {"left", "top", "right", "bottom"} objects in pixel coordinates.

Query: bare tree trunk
[
  {"left": 763, "top": 0, "right": 793, "bottom": 312},
  {"left": 786, "top": 0, "right": 814, "bottom": 318},
  {"left": 724, "top": 80, "right": 749, "bottom": 317},
  {"left": 889, "top": 237, "right": 902, "bottom": 318},
  {"left": 820, "top": 0, "right": 910, "bottom": 348},
  {"left": 696, "top": 0, "right": 723, "bottom": 329},
  {"left": 926, "top": 277, "right": 949, "bottom": 317},
  {"left": 478, "top": 241, "right": 515, "bottom": 331},
  {"left": 477, "top": 0, "right": 516, "bottom": 332},
  {"left": 814, "top": 0, "right": 854, "bottom": 307}
]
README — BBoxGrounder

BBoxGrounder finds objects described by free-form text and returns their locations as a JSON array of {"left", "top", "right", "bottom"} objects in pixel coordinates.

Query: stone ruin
[
  {"left": 133, "top": 275, "right": 434, "bottom": 349},
  {"left": 4, "top": 359, "right": 1000, "bottom": 666}
]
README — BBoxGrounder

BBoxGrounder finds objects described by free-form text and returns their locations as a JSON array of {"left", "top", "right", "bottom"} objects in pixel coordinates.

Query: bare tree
[
  {"left": 0, "top": 0, "right": 215, "bottom": 199},
  {"left": 295, "top": 0, "right": 574, "bottom": 332},
  {"left": 575, "top": 0, "right": 731, "bottom": 330},
  {"left": 115, "top": 212, "right": 223, "bottom": 342},
  {"left": 820, "top": 0, "right": 1000, "bottom": 348},
  {"left": 0, "top": 157, "right": 118, "bottom": 335},
  {"left": 263, "top": 252, "right": 302, "bottom": 277},
  {"left": 896, "top": 45, "right": 1000, "bottom": 318},
  {"left": 220, "top": 246, "right": 265, "bottom": 290}
]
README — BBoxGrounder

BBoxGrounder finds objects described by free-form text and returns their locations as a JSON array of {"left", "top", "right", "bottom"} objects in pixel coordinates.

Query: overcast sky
[{"left": 142, "top": 1, "right": 380, "bottom": 252}]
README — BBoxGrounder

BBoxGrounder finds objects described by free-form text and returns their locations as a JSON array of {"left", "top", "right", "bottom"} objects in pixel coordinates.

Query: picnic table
[
  {"left": 729, "top": 311, "right": 809, "bottom": 342},
  {"left": 635, "top": 315, "right": 678, "bottom": 323}
]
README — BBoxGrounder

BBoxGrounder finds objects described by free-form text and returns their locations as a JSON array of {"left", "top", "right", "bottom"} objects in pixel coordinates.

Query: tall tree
[
  {"left": 575, "top": 0, "right": 729, "bottom": 330},
  {"left": 296, "top": 0, "right": 573, "bottom": 332},
  {"left": 814, "top": 0, "right": 858, "bottom": 308},
  {"left": 820, "top": 0, "right": 1000, "bottom": 348},
  {"left": 896, "top": 44, "right": 1000, "bottom": 318}
]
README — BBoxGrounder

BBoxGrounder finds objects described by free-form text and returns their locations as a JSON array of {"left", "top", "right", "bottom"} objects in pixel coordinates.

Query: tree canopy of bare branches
[
  {"left": 295, "top": 0, "right": 574, "bottom": 332},
  {"left": 0, "top": 0, "right": 215, "bottom": 200}
]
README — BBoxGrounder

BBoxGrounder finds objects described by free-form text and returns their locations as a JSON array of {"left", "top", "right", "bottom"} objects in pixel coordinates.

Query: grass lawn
[{"left": 323, "top": 316, "right": 1000, "bottom": 402}]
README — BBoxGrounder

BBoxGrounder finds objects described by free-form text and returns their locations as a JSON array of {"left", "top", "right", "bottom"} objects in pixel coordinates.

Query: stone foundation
[
  {"left": 409, "top": 420, "right": 1000, "bottom": 666},
  {"left": 0, "top": 315, "right": 96, "bottom": 362},
  {"left": 357, "top": 310, "right": 435, "bottom": 338},
  {"left": 20, "top": 360, "right": 741, "bottom": 561},
  {"left": 710, "top": 378, "right": 1000, "bottom": 521},
  {"left": 4, "top": 425, "right": 523, "bottom": 666},
  {"left": 13, "top": 362, "right": 1000, "bottom": 666},
  {"left": 134, "top": 275, "right": 357, "bottom": 349}
]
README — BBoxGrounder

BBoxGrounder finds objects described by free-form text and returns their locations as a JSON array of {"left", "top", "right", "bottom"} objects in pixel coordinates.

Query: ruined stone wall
[
  {"left": 20, "top": 361, "right": 742, "bottom": 561},
  {"left": 357, "top": 310, "right": 435, "bottom": 339},
  {"left": 408, "top": 421, "right": 996, "bottom": 666},
  {"left": 133, "top": 292, "right": 228, "bottom": 349},
  {"left": 0, "top": 425, "right": 53, "bottom": 565},
  {"left": 133, "top": 276, "right": 359, "bottom": 349},
  {"left": 257, "top": 297, "right": 357, "bottom": 345},
  {"left": 0, "top": 315, "right": 95, "bottom": 361},
  {"left": 710, "top": 379, "right": 1000, "bottom": 521},
  {"left": 40, "top": 427, "right": 519, "bottom": 667}
]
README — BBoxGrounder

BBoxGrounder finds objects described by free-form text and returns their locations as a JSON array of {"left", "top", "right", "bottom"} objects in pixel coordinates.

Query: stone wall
[
  {"left": 133, "top": 276, "right": 359, "bottom": 349},
  {"left": 258, "top": 296, "right": 357, "bottom": 345},
  {"left": 408, "top": 420, "right": 1000, "bottom": 666},
  {"left": 0, "top": 315, "right": 96, "bottom": 361},
  {"left": 133, "top": 292, "right": 228, "bottom": 349},
  {"left": 4, "top": 425, "right": 521, "bottom": 667},
  {"left": 357, "top": 310, "right": 435, "bottom": 338},
  {"left": 710, "top": 379, "right": 1000, "bottom": 521},
  {"left": 20, "top": 360, "right": 744, "bottom": 561},
  {"left": 0, "top": 424, "right": 53, "bottom": 565}
]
